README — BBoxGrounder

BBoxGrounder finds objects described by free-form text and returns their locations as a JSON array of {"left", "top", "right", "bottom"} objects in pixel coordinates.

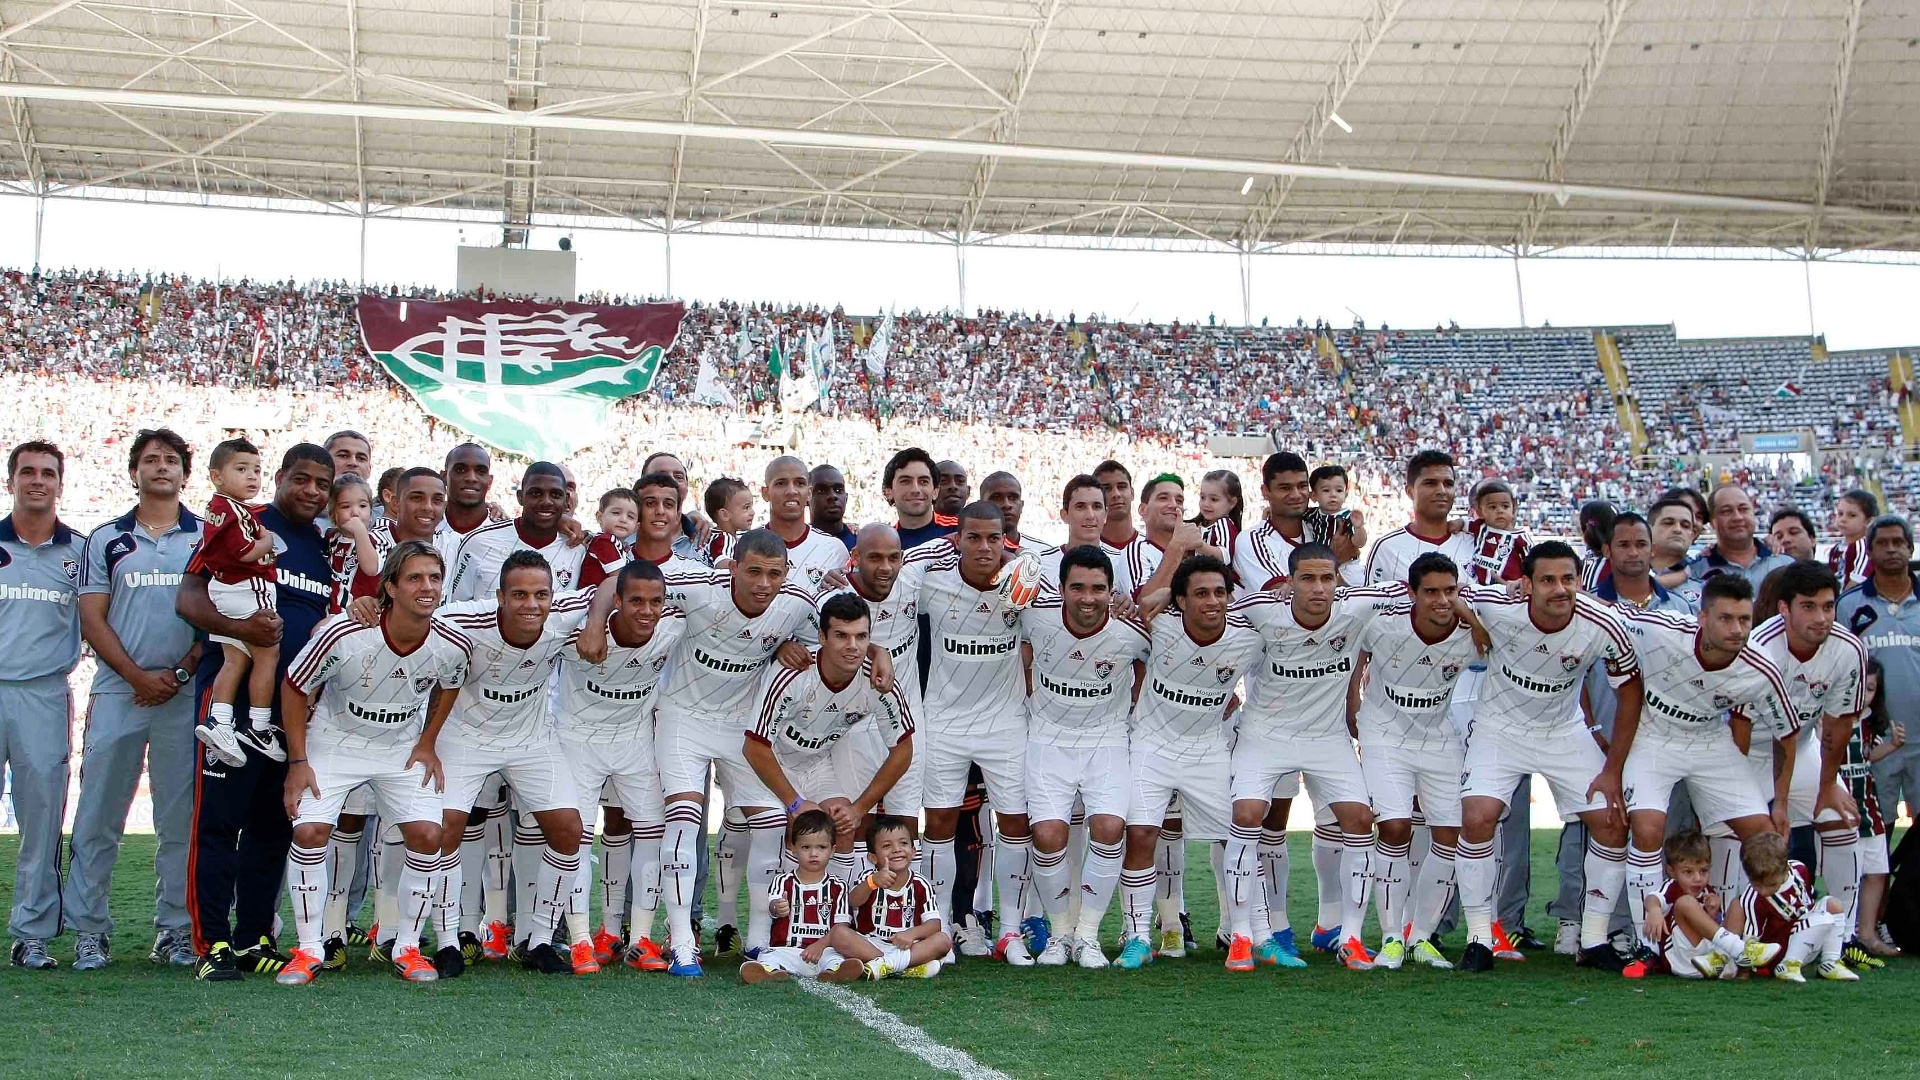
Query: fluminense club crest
[{"left": 357, "top": 297, "right": 687, "bottom": 460}]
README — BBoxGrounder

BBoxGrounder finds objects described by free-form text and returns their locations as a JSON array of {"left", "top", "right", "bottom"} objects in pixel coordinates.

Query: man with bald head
[
  {"left": 1686, "top": 485, "right": 1793, "bottom": 600},
  {"left": 820, "top": 522, "right": 928, "bottom": 826},
  {"left": 809, "top": 465, "right": 855, "bottom": 550},
  {"left": 762, "top": 455, "right": 849, "bottom": 591}
]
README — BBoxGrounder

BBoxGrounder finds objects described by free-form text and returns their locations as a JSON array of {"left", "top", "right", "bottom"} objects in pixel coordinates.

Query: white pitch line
[{"left": 797, "top": 980, "right": 1015, "bottom": 1080}]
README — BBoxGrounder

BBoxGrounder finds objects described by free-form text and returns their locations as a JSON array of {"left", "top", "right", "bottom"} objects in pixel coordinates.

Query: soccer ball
[{"left": 996, "top": 551, "right": 1043, "bottom": 609}]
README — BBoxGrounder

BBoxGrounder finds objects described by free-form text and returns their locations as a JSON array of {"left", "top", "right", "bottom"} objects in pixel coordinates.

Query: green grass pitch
[{"left": 0, "top": 831, "right": 1912, "bottom": 1078}]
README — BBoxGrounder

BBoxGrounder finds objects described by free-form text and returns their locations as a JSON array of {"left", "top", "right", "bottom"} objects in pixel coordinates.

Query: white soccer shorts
[
  {"left": 921, "top": 724, "right": 1026, "bottom": 814},
  {"left": 340, "top": 782, "right": 376, "bottom": 816},
  {"left": 1230, "top": 730, "right": 1370, "bottom": 809},
  {"left": 560, "top": 732, "right": 665, "bottom": 827},
  {"left": 293, "top": 743, "right": 442, "bottom": 828},
  {"left": 847, "top": 721, "right": 921, "bottom": 816},
  {"left": 773, "top": 739, "right": 876, "bottom": 806},
  {"left": 752, "top": 944, "right": 849, "bottom": 979},
  {"left": 654, "top": 708, "right": 776, "bottom": 809},
  {"left": 1661, "top": 924, "right": 1713, "bottom": 979},
  {"left": 1126, "top": 751, "right": 1230, "bottom": 842},
  {"left": 1786, "top": 739, "right": 1822, "bottom": 828},
  {"left": 1361, "top": 740, "right": 1465, "bottom": 827},
  {"left": 439, "top": 736, "right": 579, "bottom": 816},
  {"left": 208, "top": 576, "right": 276, "bottom": 652},
  {"left": 1462, "top": 723, "right": 1607, "bottom": 821},
  {"left": 1622, "top": 733, "right": 1768, "bottom": 826},
  {"left": 1025, "top": 742, "right": 1129, "bottom": 824},
  {"left": 1861, "top": 832, "right": 1890, "bottom": 876}
]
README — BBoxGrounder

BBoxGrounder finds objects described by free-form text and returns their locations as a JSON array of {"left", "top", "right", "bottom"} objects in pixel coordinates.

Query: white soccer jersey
[
  {"left": 1749, "top": 616, "right": 1867, "bottom": 745},
  {"left": 1100, "top": 536, "right": 1135, "bottom": 599},
  {"left": 445, "top": 518, "right": 589, "bottom": 602},
  {"left": 1021, "top": 596, "right": 1151, "bottom": 750},
  {"left": 287, "top": 613, "right": 473, "bottom": 753},
  {"left": 1117, "top": 534, "right": 1171, "bottom": 601},
  {"left": 779, "top": 527, "right": 852, "bottom": 592},
  {"left": 750, "top": 656, "right": 914, "bottom": 760},
  {"left": 1354, "top": 603, "right": 1481, "bottom": 750},
  {"left": 1471, "top": 589, "right": 1638, "bottom": 738},
  {"left": 1131, "top": 613, "right": 1264, "bottom": 764},
  {"left": 1232, "top": 584, "right": 1405, "bottom": 740},
  {"left": 914, "top": 548, "right": 1027, "bottom": 736},
  {"left": 816, "top": 566, "right": 925, "bottom": 684},
  {"left": 1615, "top": 609, "right": 1796, "bottom": 744},
  {"left": 432, "top": 516, "right": 486, "bottom": 568},
  {"left": 656, "top": 568, "right": 817, "bottom": 726},
  {"left": 554, "top": 608, "right": 686, "bottom": 740},
  {"left": 434, "top": 592, "right": 594, "bottom": 750},
  {"left": 1364, "top": 524, "right": 1476, "bottom": 588},
  {"left": 1233, "top": 518, "right": 1308, "bottom": 594}
]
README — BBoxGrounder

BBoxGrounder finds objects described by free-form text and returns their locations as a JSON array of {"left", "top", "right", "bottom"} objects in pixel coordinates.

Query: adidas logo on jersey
[
  {"left": 1303, "top": 637, "right": 1318, "bottom": 646},
  {"left": 625, "top": 656, "right": 645, "bottom": 668},
  {"left": 1189, "top": 655, "right": 1205, "bottom": 667},
  {"left": 518, "top": 658, "right": 537, "bottom": 669},
  {"left": 1534, "top": 643, "right": 1550, "bottom": 654},
  {"left": 738, "top": 629, "right": 754, "bottom": 640},
  {"left": 390, "top": 666, "right": 408, "bottom": 680},
  {"left": 1069, "top": 649, "right": 1085, "bottom": 661},
  {"left": 1417, "top": 655, "right": 1434, "bottom": 666},
  {"left": 976, "top": 602, "right": 993, "bottom": 614}
]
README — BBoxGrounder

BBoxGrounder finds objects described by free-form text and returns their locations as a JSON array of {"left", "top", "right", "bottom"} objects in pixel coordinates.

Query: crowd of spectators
[{"left": 5, "top": 266, "right": 1913, "bottom": 540}]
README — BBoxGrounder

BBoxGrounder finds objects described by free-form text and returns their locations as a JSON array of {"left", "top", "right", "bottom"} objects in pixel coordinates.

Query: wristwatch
[{"left": 172, "top": 666, "right": 192, "bottom": 686}]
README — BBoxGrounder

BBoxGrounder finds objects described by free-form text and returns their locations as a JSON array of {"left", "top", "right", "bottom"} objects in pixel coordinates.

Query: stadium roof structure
[{"left": 2, "top": 0, "right": 1918, "bottom": 258}]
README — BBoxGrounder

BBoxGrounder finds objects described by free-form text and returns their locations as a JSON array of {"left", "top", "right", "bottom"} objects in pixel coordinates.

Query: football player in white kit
[
  {"left": 1225, "top": 451, "right": 1343, "bottom": 960},
  {"left": 444, "top": 463, "right": 586, "bottom": 601},
  {"left": 1224, "top": 542, "right": 1405, "bottom": 972},
  {"left": 1038, "top": 476, "right": 1109, "bottom": 588},
  {"left": 745, "top": 592, "right": 916, "bottom": 886},
  {"left": 1113, "top": 554, "right": 1264, "bottom": 971},
  {"left": 557, "top": 559, "right": 684, "bottom": 973},
  {"left": 275, "top": 541, "right": 473, "bottom": 985},
  {"left": 824, "top": 523, "right": 928, "bottom": 826},
  {"left": 913, "top": 501, "right": 1041, "bottom": 965},
  {"left": 611, "top": 529, "right": 852, "bottom": 976},
  {"left": 1750, "top": 561, "right": 1869, "bottom": 940},
  {"left": 1351, "top": 552, "right": 1487, "bottom": 971},
  {"left": 982, "top": 471, "right": 1061, "bottom": 567},
  {"left": 1021, "top": 545, "right": 1150, "bottom": 969},
  {"left": 421, "top": 549, "right": 596, "bottom": 977},
  {"left": 1614, "top": 573, "right": 1799, "bottom": 974},
  {"left": 1457, "top": 540, "right": 1642, "bottom": 975},
  {"left": 761, "top": 456, "right": 852, "bottom": 591}
]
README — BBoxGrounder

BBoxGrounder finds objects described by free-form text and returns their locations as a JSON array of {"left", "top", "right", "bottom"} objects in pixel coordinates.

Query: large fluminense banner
[{"left": 357, "top": 297, "right": 687, "bottom": 460}]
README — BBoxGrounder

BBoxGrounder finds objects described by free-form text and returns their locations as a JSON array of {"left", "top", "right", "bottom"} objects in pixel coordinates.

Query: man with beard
[
  {"left": 64, "top": 429, "right": 202, "bottom": 971},
  {"left": 447, "top": 463, "right": 585, "bottom": 600}
]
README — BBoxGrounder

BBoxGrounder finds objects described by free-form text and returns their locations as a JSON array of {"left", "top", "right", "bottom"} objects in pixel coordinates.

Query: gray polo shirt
[
  {"left": 1838, "top": 572, "right": 1920, "bottom": 725},
  {"left": 0, "top": 514, "right": 86, "bottom": 681},
  {"left": 80, "top": 506, "right": 202, "bottom": 695},
  {"left": 1686, "top": 539, "right": 1795, "bottom": 595}
]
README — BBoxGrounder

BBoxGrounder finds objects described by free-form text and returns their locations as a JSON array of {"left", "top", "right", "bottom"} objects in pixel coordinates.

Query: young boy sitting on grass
[
  {"left": 1637, "top": 828, "right": 1779, "bottom": 979},
  {"left": 830, "top": 815, "right": 952, "bottom": 980},
  {"left": 741, "top": 810, "right": 864, "bottom": 984},
  {"left": 1725, "top": 831, "right": 1859, "bottom": 983}
]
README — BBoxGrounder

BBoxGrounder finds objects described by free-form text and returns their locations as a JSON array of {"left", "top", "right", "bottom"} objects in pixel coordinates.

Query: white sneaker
[
  {"left": 1035, "top": 935, "right": 1069, "bottom": 966},
  {"left": 1554, "top": 920, "right": 1579, "bottom": 956},
  {"left": 195, "top": 722, "right": 246, "bottom": 768},
  {"left": 997, "top": 931, "right": 1034, "bottom": 966},
  {"left": 955, "top": 921, "right": 992, "bottom": 958},
  {"left": 1074, "top": 936, "right": 1110, "bottom": 969}
]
